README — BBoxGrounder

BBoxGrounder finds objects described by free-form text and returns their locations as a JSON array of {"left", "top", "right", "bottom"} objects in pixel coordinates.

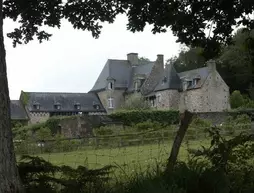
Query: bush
[
  {"left": 18, "top": 155, "right": 113, "bottom": 193},
  {"left": 230, "top": 90, "right": 245, "bottom": 109},
  {"left": 120, "top": 93, "right": 151, "bottom": 110},
  {"left": 109, "top": 110, "right": 179, "bottom": 126},
  {"left": 222, "top": 114, "right": 251, "bottom": 135},
  {"left": 135, "top": 120, "right": 163, "bottom": 132}
]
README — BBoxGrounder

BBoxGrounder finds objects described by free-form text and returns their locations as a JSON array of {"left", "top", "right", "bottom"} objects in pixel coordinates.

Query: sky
[{"left": 4, "top": 14, "right": 181, "bottom": 100}]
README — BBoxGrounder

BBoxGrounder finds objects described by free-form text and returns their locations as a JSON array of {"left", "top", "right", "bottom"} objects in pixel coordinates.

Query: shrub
[
  {"left": 222, "top": 114, "right": 251, "bottom": 135},
  {"left": 120, "top": 93, "right": 151, "bottom": 110},
  {"left": 135, "top": 120, "right": 163, "bottom": 132},
  {"left": 230, "top": 90, "right": 245, "bottom": 109},
  {"left": 109, "top": 110, "right": 179, "bottom": 126},
  {"left": 18, "top": 155, "right": 113, "bottom": 193}
]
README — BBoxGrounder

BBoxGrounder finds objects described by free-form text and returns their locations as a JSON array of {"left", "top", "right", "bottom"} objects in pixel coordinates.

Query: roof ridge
[
  {"left": 24, "top": 92, "right": 92, "bottom": 95},
  {"left": 178, "top": 66, "right": 208, "bottom": 74}
]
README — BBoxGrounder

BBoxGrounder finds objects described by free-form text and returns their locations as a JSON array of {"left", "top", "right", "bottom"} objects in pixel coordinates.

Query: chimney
[
  {"left": 207, "top": 59, "right": 216, "bottom": 73},
  {"left": 127, "top": 53, "right": 139, "bottom": 66},
  {"left": 156, "top": 54, "right": 164, "bottom": 70}
]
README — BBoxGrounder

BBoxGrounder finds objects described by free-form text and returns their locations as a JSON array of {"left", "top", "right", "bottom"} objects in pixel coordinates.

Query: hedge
[{"left": 109, "top": 110, "right": 179, "bottom": 126}]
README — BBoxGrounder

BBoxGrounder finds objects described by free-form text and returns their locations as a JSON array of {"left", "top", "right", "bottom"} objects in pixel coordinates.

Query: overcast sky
[{"left": 4, "top": 14, "right": 181, "bottom": 100}]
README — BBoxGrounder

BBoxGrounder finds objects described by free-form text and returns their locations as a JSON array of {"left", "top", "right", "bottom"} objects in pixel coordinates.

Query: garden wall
[
  {"left": 195, "top": 110, "right": 254, "bottom": 125},
  {"left": 58, "top": 115, "right": 123, "bottom": 138}
]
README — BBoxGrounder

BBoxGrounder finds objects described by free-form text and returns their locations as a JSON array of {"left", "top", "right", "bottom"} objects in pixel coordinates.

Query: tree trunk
[
  {"left": 165, "top": 110, "right": 193, "bottom": 173},
  {"left": 0, "top": 1, "right": 23, "bottom": 192}
]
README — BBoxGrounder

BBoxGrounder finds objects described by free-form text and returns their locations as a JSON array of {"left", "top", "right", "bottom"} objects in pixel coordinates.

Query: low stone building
[
  {"left": 89, "top": 53, "right": 231, "bottom": 113},
  {"left": 11, "top": 92, "right": 106, "bottom": 124},
  {"left": 10, "top": 100, "right": 29, "bottom": 126}
]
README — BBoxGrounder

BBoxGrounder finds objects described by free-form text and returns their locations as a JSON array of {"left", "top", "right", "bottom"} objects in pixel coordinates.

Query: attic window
[
  {"left": 74, "top": 103, "right": 81, "bottom": 110},
  {"left": 54, "top": 103, "right": 61, "bottom": 110},
  {"left": 108, "top": 82, "right": 113, "bottom": 90},
  {"left": 193, "top": 77, "right": 200, "bottom": 86},
  {"left": 187, "top": 81, "right": 192, "bottom": 88},
  {"left": 33, "top": 103, "right": 40, "bottom": 110},
  {"left": 93, "top": 104, "right": 100, "bottom": 110},
  {"left": 162, "top": 76, "right": 167, "bottom": 84}
]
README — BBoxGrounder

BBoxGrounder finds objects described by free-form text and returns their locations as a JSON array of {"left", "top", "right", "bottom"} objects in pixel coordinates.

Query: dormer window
[
  {"left": 54, "top": 103, "right": 61, "bottom": 110},
  {"left": 33, "top": 102, "right": 40, "bottom": 110},
  {"left": 192, "top": 77, "right": 200, "bottom": 86},
  {"left": 74, "top": 103, "right": 81, "bottom": 110},
  {"left": 108, "top": 82, "right": 113, "bottom": 90},
  {"left": 162, "top": 76, "right": 167, "bottom": 85},
  {"left": 94, "top": 104, "right": 100, "bottom": 110}
]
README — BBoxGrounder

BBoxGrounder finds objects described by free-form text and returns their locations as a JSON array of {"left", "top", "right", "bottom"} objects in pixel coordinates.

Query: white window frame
[
  {"left": 108, "top": 98, "right": 114, "bottom": 109},
  {"left": 193, "top": 79, "right": 197, "bottom": 86},
  {"left": 157, "top": 94, "right": 162, "bottom": 103},
  {"left": 134, "top": 81, "right": 138, "bottom": 91},
  {"left": 108, "top": 82, "right": 113, "bottom": 90}
]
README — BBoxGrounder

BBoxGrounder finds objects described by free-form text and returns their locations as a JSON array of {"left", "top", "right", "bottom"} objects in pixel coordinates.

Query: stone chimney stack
[
  {"left": 127, "top": 53, "right": 139, "bottom": 66},
  {"left": 156, "top": 54, "right": 164, "bottom": 70},
  {"left": 207, "top": 59, "right": 216, "bottom": 73}
]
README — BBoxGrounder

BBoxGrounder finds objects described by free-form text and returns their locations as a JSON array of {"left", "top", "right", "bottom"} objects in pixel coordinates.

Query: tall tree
[
  {"left": 167, "top": 47, "right": 206, "bottom": 72},
  {"left": 1, "top": 1, "right": 126, "bottom": 192},
  {"left": 0, "top": 1, "right": 22, "bottom": 192},
  {"left": 219, "top": 28, "right": 254, "bottom": 97}
]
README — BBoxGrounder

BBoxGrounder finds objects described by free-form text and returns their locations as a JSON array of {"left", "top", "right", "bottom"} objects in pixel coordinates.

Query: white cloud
[{"left": 4, "top": 14, "right": 180, "bottom": 99}]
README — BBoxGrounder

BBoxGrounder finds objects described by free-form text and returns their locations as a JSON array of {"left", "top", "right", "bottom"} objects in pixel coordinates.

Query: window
[
  {"left": 193, "top": 79, "right": 197, "bottom": 86},
  {"left": 134, "top": 81, "right": 138, "bottom": 91},
  {"left": 150, "top": 99, "right": 156, "bottom": 107},
  {"left": 162, "top": 76, "right": 167, "bottom": 85},
  {"left": 33, "top": 103, "right": 40, "bottom": 110},
  {"left": 107, "top": 98, "right": 114, "bottom": 108},
  {"left": 157, "top": 94, "right": 162, "bottom": 103},
  {"left": 187, "top": 81, "right": 192, "bottom": 87},
  {"left": 54, "top": 104, "right": 61, "bottom": 110},
  {"left": 74, "top": 103, "right": 81, "bottom": 110},
  {"left": 108, "top": 82, "right": 113, "bottom": 90}
]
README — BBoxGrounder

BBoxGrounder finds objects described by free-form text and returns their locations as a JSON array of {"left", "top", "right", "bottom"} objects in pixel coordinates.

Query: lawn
[{"left": 20, "top": 139, "right": 210, "bottom": 176}]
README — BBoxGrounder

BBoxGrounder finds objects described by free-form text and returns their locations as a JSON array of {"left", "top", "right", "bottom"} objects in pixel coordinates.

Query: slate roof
[
  {"left": 90, "top": 59, "right": 155, "bottom": 92},
  {"left": 10, "top": 100, "right": 28, "bottom": 120},
  {"left": 178, "top": 67, "right": 209, "bottom": 89},
  {"left": 25, "top": 92, "right": 106, "bottom": 113},
  {"left": 90, "top": 60, "right": 132, "bottom": 92},
  {"left": 127, "top": 62, "right": 155, "bottom": 92},
  {"left": 154, "top": 64, "right": 182, "bottom": 91}
]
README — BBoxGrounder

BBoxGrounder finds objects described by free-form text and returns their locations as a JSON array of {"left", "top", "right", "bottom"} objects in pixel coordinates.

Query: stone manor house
[
  {"left": 89, "top": 53, "right": 231, "bottom": 113},
  {"left": 10, "top": 52, "right": 231, "bottom": 125}
]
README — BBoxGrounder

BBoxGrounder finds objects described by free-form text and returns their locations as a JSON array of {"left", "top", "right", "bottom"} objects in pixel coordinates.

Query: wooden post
[{"left": 165, "top": 110, "right": 193, "bottom": 173}]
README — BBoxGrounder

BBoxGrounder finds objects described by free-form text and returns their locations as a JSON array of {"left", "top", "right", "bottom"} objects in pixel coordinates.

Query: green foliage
[
  {"left": 167, "top": 46, "right": 206, "bottom": 72},
  {"left": 135, "top": 120, "right": 163, "bottom": 132},
  {"left": 120, "top": 94, "right": 151, "bottom": 111},
  {"left": 230, "top": 90, "right": 245, "bottom": 109},
  {"left": 36, "top": 127, "right": 52, "bottom": 141},
  {"left": 109, "top": 110, "right": 179, "bottom": 126},
  {"left": 222, "top": 114, "right": 251, "bottom": 135},
  {"left": 93, "top": 126, "right": 115, "bottom": 136},
  {"left": 18, "top": 155, "right": 113, "bottom": 193},
  {"left": 20, "top": 90, "right": 30, "bottom": 105}
]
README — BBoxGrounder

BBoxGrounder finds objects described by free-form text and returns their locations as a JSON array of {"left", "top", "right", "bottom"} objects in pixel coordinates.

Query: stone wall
[
  {"left": 29, "top": 112, "right": 50, "bottom": 124},
  {"left": 97, "top": 89, "right": 125, "bottom": 114},
  {"left": 180, "top": 71, "right": 230, "bottom": 112},
  {"left": 155, "top": 90, "right": 180, "bottom": 110},
  {"left": 58, "top": 115, "right": 121, "bottom": 138}
]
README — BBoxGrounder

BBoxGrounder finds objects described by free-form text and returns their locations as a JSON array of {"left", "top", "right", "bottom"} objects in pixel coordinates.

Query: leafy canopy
[{"left": 3, "top": 0, "right": 254, "bottom": 53}]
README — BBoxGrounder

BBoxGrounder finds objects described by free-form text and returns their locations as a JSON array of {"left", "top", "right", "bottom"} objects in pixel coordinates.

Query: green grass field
[{"left": 20, "top": 139, "right": 209, "bottom": 176}]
